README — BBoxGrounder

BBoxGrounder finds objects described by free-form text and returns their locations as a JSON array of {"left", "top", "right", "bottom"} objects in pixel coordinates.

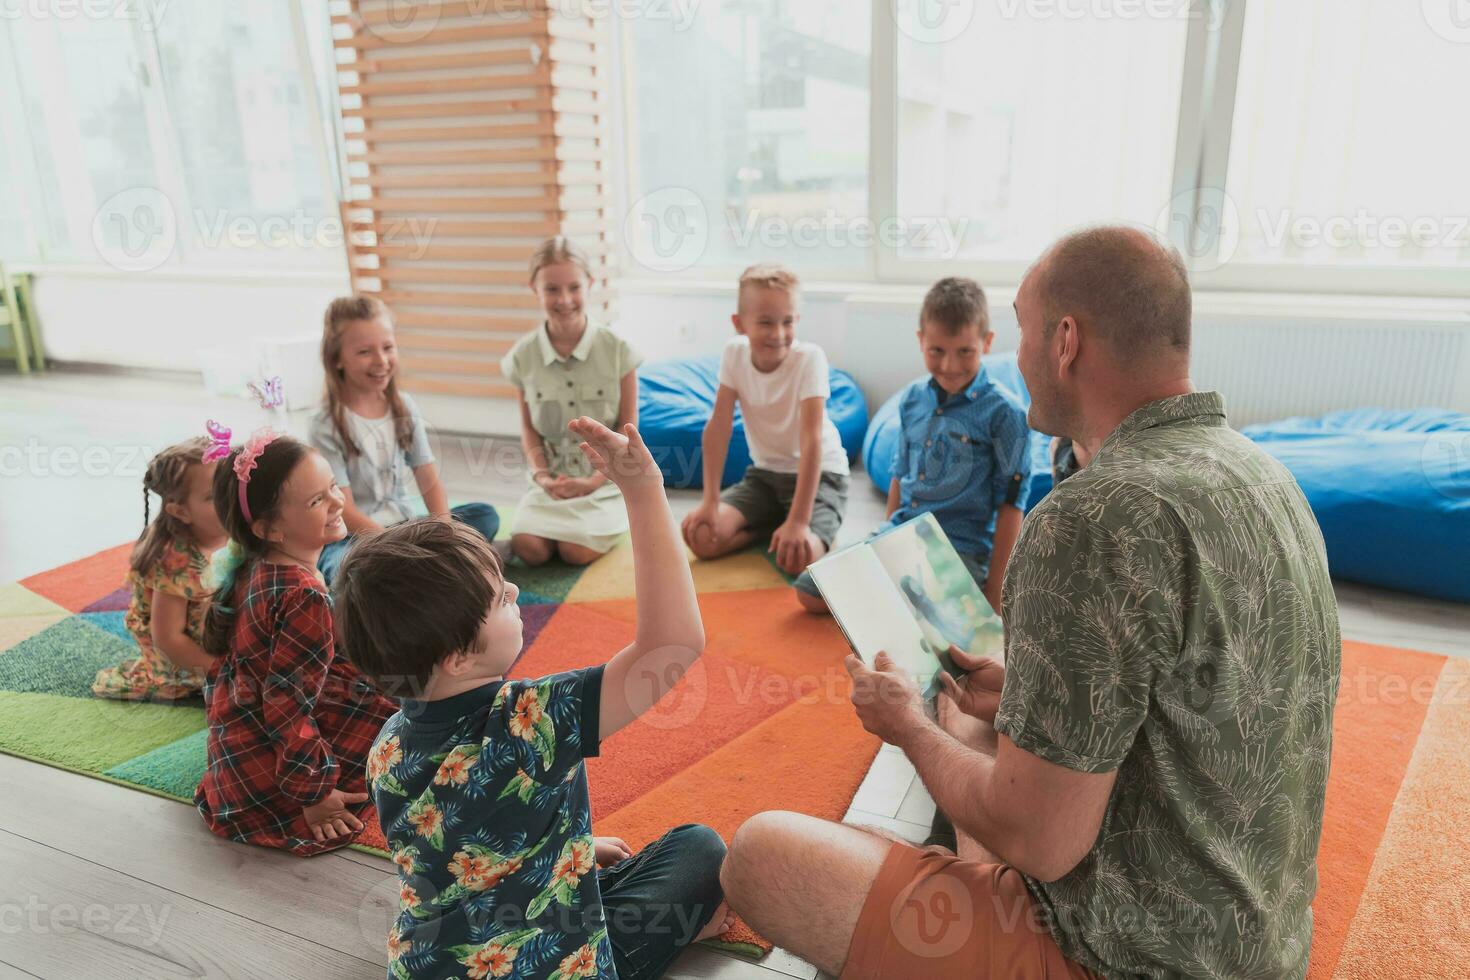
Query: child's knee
[
  {"left": 794, "top": 588, "right": 830, "bottom": 615},
  {"left": 557, "top": 542, "right": 602, "bottom": 566},
  {"left": 670, "top": 823, "right": 728, "bottom": 896},
  {"left": 512, "top": 535, "right": 553, "bottom": 565},
  {"left": 687, "top": 530, "right": 731, "bottom": 561}
]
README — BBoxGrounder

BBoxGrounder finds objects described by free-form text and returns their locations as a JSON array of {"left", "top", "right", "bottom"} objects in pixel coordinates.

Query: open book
[{"left": 807, "top": 513, "right": 1003, "bottom": 698}]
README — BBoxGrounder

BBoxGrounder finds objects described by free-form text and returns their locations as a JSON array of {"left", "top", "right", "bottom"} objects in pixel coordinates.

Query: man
[{"left": 719, "top": 226, "right": 1341, "bottom": 979}]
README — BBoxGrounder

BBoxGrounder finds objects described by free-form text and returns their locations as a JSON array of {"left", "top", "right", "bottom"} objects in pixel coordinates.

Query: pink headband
[{"left": 202, "top": 421, "right": 282, "bottom": 524}]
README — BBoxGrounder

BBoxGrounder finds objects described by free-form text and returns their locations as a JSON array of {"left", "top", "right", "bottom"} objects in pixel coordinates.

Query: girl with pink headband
[{"left": 194, "top": 424, "right": 397, "bottom": 856}]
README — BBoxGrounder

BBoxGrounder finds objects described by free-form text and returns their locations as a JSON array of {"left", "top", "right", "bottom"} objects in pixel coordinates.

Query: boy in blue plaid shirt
[{"left": 795, "top": 277, "right": 1031, "bottom": 617}]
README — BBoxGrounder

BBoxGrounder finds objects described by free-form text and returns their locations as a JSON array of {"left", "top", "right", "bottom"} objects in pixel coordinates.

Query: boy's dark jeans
[{"left": 597, "top": 823, "right": 727, "bottom": 979}]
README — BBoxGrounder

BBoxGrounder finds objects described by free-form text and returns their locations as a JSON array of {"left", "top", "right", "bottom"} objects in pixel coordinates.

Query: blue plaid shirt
[{"left": 885, "top": 366, "right": 1032, "bottom": 570}]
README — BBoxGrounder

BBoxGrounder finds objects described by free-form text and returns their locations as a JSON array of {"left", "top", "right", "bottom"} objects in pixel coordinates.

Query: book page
[
  {"left": 868, "top": 513, "right": 1005, "bottom": 666},
  {"left": 806, "top": 546, "right": 941, "bottom": 695}
]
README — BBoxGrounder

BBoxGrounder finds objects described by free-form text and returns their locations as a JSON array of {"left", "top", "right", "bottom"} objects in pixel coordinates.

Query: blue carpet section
[{"left": 80, "top": 610, "right": 136, "bottom": 647}]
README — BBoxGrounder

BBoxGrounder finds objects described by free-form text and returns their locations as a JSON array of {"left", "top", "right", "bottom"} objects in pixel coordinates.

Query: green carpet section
[
  {"left": 104, "top": 728, "right": 209, "bottom": 801},
  {"left": 0, "top": 616, "right": 136, "bottom": 698},
  {"left": 504, "top": 560, "right": 588, "bottom": 602},
  {"left": 0, "top": 690, "right": 205, "bottom": 772}
]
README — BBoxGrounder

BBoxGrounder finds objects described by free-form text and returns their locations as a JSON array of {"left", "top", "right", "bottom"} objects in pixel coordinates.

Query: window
[
  {"left": 620, "top": 0, "right": 1470, "bottom": 296},
  {"left": 621, "top": 0, "right": 870, "bottom": 275},
  {"left": 893, "top": 2, "right": 1188, "bottom": 269},
  {"left": 1220, "top": 0, "right": 1470, "bottom": 274},
  {"left": 0, "top": 0, "right": 340, "bottom": 272}
]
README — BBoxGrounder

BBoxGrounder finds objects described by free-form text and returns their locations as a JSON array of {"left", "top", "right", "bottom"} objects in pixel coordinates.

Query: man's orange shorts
[{"left": 840, "top": 841, "right": 1102, "bottom": 980}]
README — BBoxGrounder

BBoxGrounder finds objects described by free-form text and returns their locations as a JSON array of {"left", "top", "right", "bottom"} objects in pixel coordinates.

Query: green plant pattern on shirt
[{"left": 995, "top": 392, "right": 1341, "bottom": 980}]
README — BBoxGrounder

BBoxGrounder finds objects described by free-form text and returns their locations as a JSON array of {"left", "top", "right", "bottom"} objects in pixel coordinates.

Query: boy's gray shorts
[{"left": 720, "top": 466, "right": 849, "bottom": 548}]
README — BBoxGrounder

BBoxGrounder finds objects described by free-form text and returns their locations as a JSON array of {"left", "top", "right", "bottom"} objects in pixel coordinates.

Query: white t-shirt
[{"left": 717, "top": 336, "right": 849, "bottom": 475}]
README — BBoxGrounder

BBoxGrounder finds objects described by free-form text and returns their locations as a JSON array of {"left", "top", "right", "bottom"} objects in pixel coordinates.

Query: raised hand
[
  {"left": 936, "top": 644, "right": 1005, "bottom": 725},
  {"left": 567, "top": 418, "right": 662, "bottom": 489}
]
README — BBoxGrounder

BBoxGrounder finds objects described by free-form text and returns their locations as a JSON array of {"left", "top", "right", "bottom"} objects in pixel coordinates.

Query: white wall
[
  {"left": 29, "top": 267, "right": 349, "bottom": 409},
  {"left": 616, "top": 280, "right": 1470, "bottom": 427},
  {"left": 23, "top": 268, "right": 1470, "bottom": 435}
]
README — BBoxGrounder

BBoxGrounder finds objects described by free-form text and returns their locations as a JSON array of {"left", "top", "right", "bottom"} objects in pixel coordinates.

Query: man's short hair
[
  {"left": 737, "top": 263, "right": 800, "bottom": 307},
  {"left": 1036, "top": 226, "right": 1192, "bottom": 359},
  {"left": 920, "top": 277, "right": 990, "bottom": 335},
  {"left": 333, "top": 518, "right": 504, "bottom": 694}
]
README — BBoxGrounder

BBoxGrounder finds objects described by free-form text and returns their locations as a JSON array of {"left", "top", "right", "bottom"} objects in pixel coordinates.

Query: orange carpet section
[
  {"left": 20, "top": 543, "right": 133, "bottom": 612},
  {"left": 1307, "top": 640, "right": 1446, "bottom": 978},
  {"left": 6, "top": 541, "right": 1467, "bottom": 969},
  {"left": 1332, "top": 657, "right": 1470, "bottom": 978},
  {"left": 596, "top": 687, "right": 880, "bottom": 950}
]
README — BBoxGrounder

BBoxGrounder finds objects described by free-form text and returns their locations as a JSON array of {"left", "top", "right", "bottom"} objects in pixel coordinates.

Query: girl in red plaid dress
[{"left": 195, "top": 430, "right": 397, "bottom": 856}]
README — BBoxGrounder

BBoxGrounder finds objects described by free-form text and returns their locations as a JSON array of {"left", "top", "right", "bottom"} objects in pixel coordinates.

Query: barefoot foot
[{"left": 694, "top": 901, "right": 735, "bottom": 942}]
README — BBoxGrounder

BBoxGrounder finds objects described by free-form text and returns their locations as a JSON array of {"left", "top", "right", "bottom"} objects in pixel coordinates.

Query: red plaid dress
[{"left": 194, "top": 561, "right": 397, "bottom": 856}]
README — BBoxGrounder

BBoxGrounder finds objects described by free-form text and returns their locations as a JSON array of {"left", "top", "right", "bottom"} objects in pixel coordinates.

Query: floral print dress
[{"left": 92, "top": 536, "right": 211, "bottom": 701}]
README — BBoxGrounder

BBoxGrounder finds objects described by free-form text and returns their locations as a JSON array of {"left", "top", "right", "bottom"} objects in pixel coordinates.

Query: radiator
[{"left": 1191, "top": 314, "right": 1470, "bottom": 427}]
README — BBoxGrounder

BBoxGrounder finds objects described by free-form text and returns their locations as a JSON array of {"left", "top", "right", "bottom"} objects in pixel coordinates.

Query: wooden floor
[{"left": 2, "top": 367, "right": 1468, "bottom": 979}]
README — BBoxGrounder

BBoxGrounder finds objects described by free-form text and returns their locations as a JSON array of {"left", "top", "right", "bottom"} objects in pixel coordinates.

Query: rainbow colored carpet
[{"left": 1, "top": 540, "right": 1467, "bottom": 972}]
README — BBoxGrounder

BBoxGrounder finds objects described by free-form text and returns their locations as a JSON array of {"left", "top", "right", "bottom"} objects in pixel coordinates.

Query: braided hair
[{"left": 129, "top": 437, "right": 212, "bottom": 576}]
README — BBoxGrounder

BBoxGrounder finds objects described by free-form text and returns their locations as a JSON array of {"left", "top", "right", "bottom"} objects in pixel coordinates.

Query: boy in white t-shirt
[{"left": 681, "top": 264, "right": 850, "bottom": 579}]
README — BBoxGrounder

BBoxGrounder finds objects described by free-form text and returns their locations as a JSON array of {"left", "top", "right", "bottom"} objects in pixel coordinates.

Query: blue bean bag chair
[
  {"left": 862, "top": 352, "right": 1055, "bottom": 510},
  {"left": 1242, "top": 409, "right": 1470, "bottom": 602},
  {"left": 638, "top": 356, "right": 869, "bottom": 489}
]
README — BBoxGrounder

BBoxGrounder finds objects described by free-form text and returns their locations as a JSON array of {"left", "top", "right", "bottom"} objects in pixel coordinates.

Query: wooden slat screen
[{"left": 332, "top": 0, "right": 616, "bottom": 401}]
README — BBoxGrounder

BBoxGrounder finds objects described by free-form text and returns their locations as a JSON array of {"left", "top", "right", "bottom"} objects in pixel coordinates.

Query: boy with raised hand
[
  {"left": 793, "top": 277, "right": 1031, "bottom": 616},
  {"left": 681, "top": 264, "right": 850, "bottom": 578},
  {"left": 334, "top": 418, "right": 732, "bottom": 980}
]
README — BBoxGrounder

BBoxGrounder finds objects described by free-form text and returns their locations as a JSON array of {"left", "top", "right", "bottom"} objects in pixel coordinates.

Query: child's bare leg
[
  {"left": 804, "top": 530, "right": 828, "bottom": 566},
  {"left": 557, "top": 541, "right": 604, "bottom": 566},
  {"left": 685, "top": 503, "right": 757, "bottom": 561},
  {"left": 511, "top": 533, "right": 555, "bottom": 565}
]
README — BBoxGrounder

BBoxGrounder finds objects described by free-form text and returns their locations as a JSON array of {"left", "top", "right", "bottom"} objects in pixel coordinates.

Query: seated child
[
  {"left": 794, "top": 277, "right": 1031, "bottom": 616},
  {"left": 309, "top": 295, "right": 500, "bottom": 586},
  {"left": 501, "top": 236, "right": 642, "bottom": 566},
  {"left": 681, "top": 264, "right": 849, "bottom": 576},
  {"left": 1050, "top": 435, "right": 1090, "bottom": 485},
  {"left": 195, "top": 430, "right": 397, "bottom": 856},
  {"left": 92, "top": 436, "right": 226, "bottom": 700},
  {"left": 333, "top": 418, "right": 732, "bottom": 980}
]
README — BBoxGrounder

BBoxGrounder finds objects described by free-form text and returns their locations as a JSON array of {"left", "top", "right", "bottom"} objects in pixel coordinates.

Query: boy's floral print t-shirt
[{"left": 370, "top": 666, "right": 609, "bottom": 980}]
